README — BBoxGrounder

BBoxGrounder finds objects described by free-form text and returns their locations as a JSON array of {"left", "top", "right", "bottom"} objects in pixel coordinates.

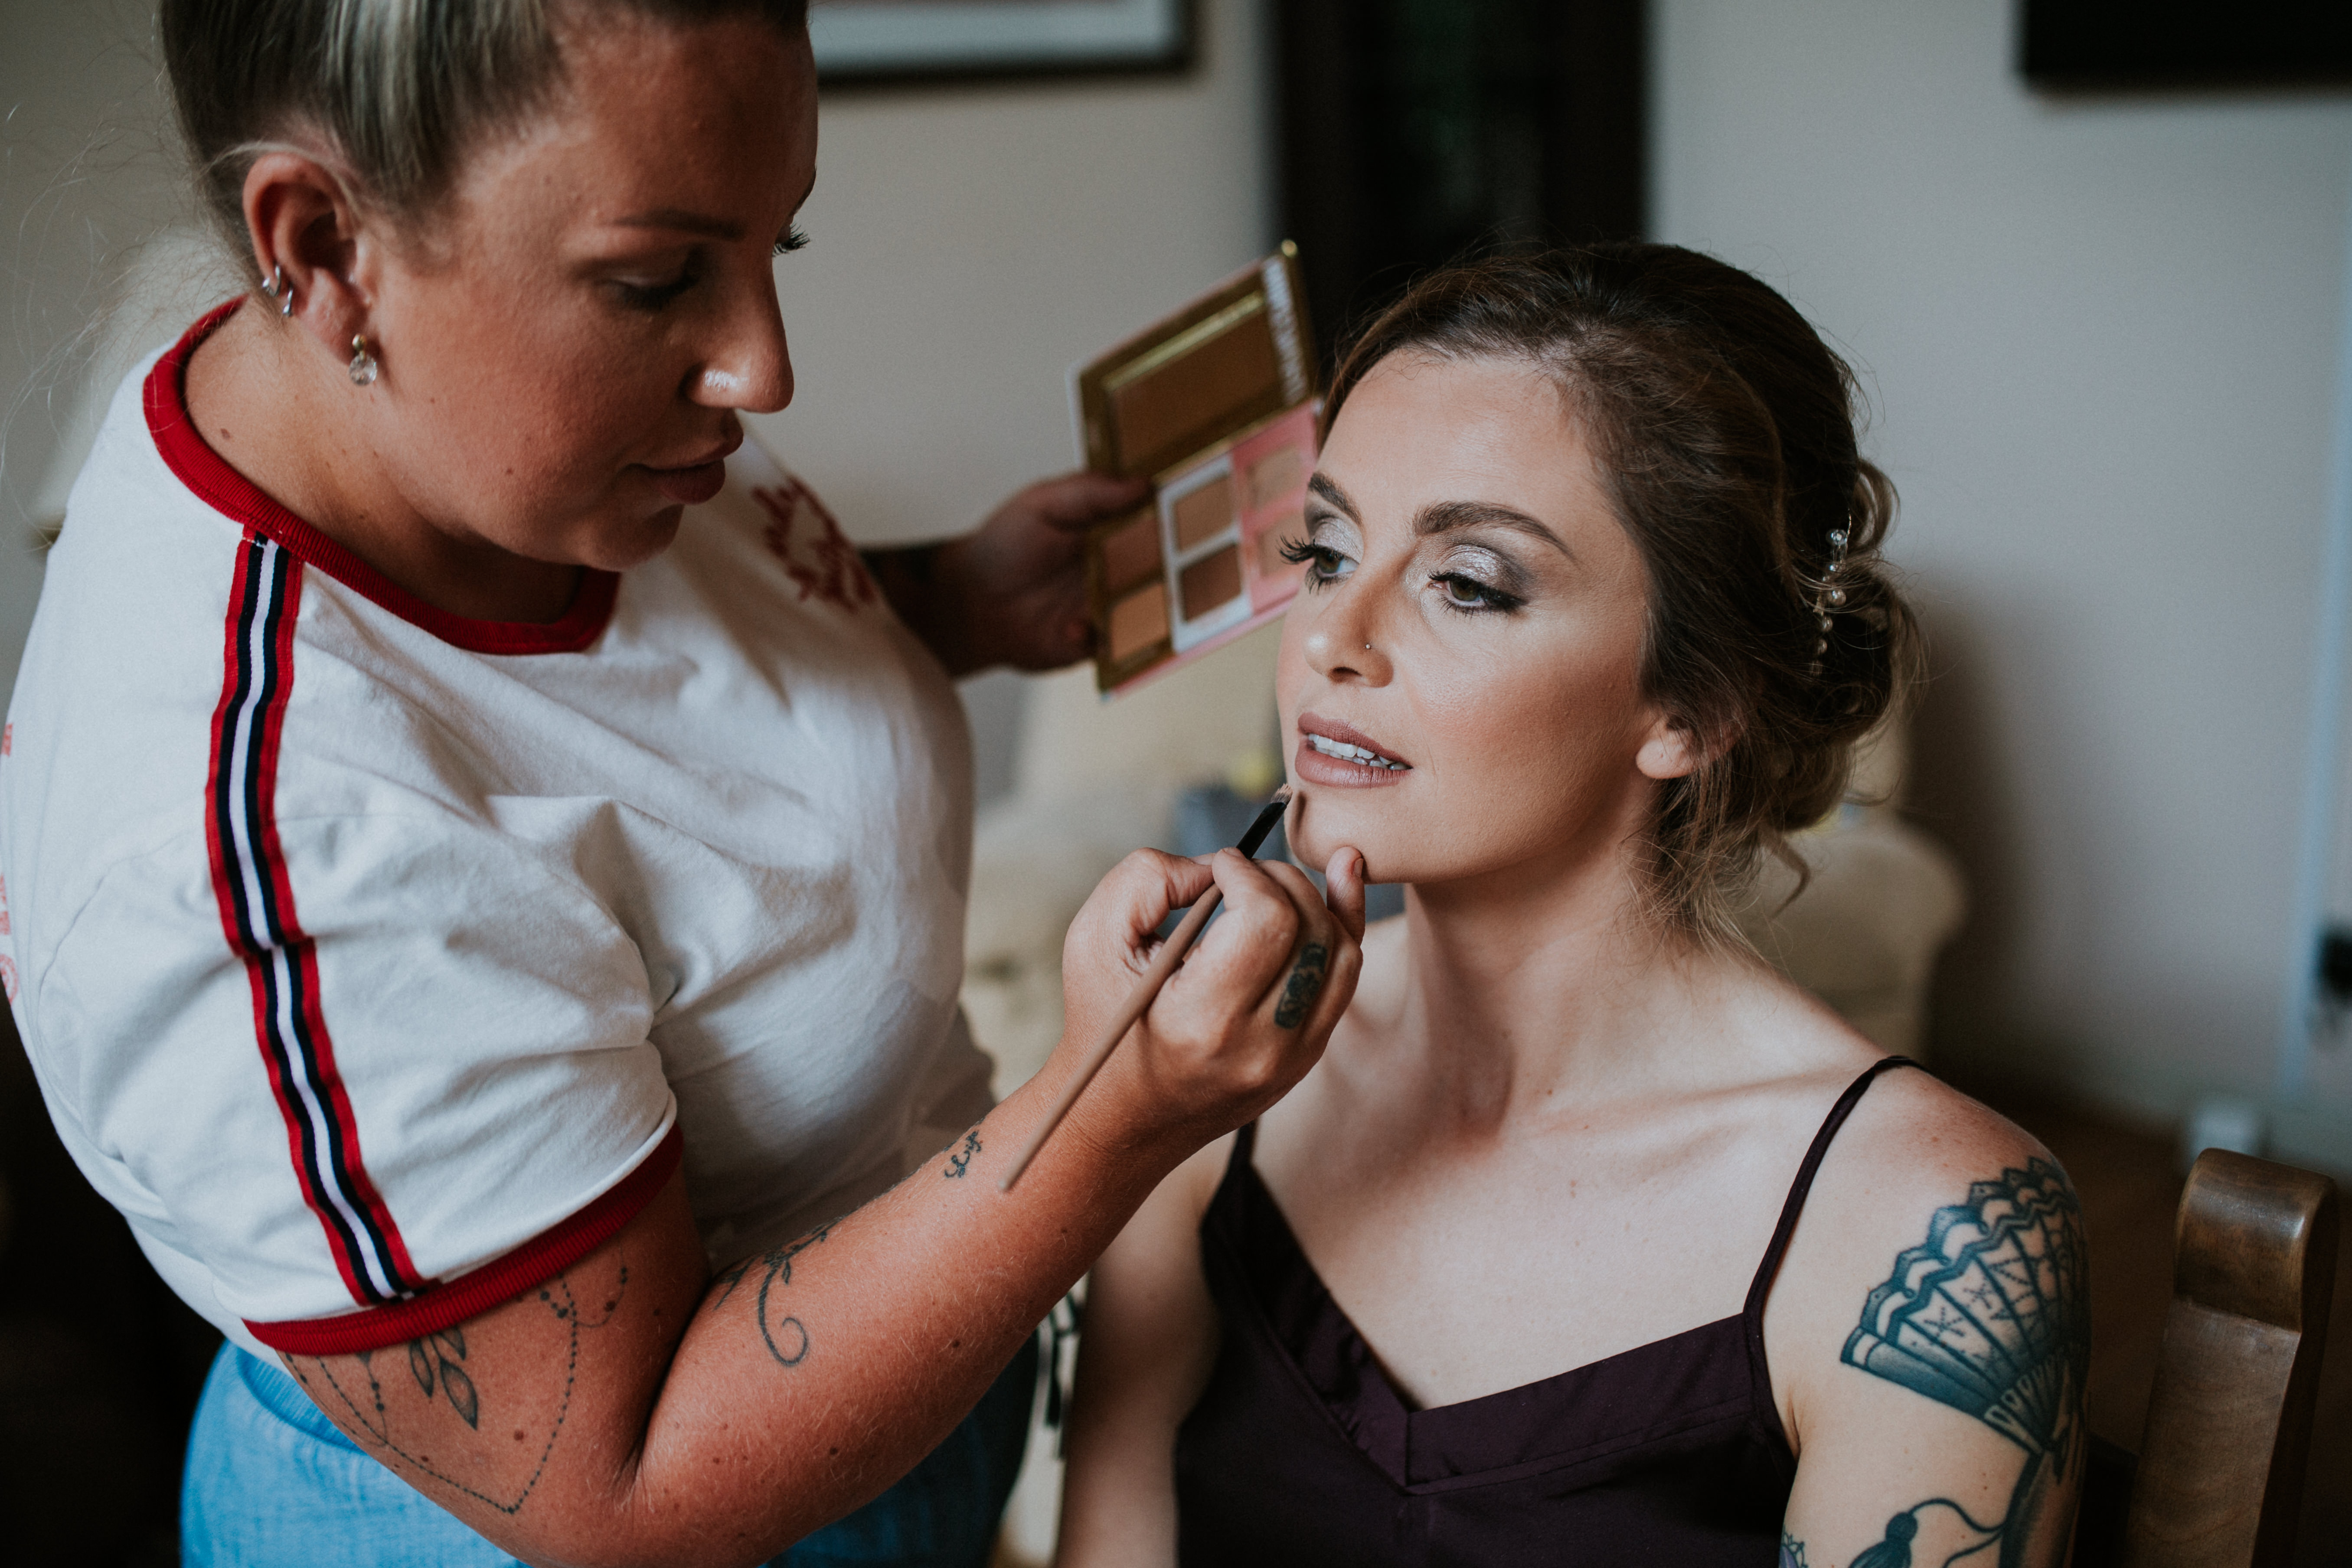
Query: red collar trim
[{"left": 145, "top": 299, "right": 617, "bottom": 656}]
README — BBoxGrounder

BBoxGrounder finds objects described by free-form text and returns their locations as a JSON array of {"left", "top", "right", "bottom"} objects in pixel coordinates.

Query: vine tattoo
[
  {"left": 711, "top": 1222, "right": 833, "bottom": 1370},
  {"left": 1272, "top": 942, "right": 1331, "bottom": 1028},
  {"left": 290, "top": 1265, "right": 630, "bottom": 1516},
  {"left": 1837, "top": 1159, "right": 2089, "bottom": 1568},
  {"left": 945, "top": 1128, "right": 982, "bottom": 1179}
]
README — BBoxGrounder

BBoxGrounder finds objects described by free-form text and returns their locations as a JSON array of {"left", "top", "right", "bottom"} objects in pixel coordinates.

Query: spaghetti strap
[
  {"left": 1742, "top": 1056, "right": 1919, "bottom": 1320},
  {"left": 1739, "top": 1056, "right": 1919, "bottom": 1454},
  {"left": 1227, "top": 1120, "right": 1258, "bottom": 1174}
]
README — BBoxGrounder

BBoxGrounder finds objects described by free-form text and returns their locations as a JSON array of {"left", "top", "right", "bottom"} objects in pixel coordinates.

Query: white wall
[
  {"left": 1656, "top": 0, "right": 2352, "bottom": 1153},
  {"left": 0, "top": 0, "right": 1274, "bottom": 804},
  {"left": 755, "top": 3, "right": 1273, "bottom": 542},
  {"left": 0, "top": 0, "right": 198, "bottom": 708}
]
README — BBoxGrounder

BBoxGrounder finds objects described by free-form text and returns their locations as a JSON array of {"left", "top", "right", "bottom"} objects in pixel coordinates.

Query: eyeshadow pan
[
  {"left": 1107, "top": 312, "right": 1284, "bottom": 477},
  {"left": 1245, "top": 444, "right": 1306, "bottom": 511},
  {"left": 1178, "top": 545, "right": 1243, "bottom": 621},
  {"left": 1107, "top": 582, "right": 1169, "bottom": 663},
  {"left": 1172, "top": 475, "right": 1235, "bottom": 551},
  {"left": 1098, "top": 510, "right": 1162, "bottom": 597}
]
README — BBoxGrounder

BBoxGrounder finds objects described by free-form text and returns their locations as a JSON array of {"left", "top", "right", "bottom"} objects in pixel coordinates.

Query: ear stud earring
[{"left": 349, "top": 334, "right": 379, "bottom": 387}]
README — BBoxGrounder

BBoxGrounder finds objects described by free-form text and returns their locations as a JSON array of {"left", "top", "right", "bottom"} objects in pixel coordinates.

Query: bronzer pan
[{"left": 1077, "top": 245, "right": 1321, "bottom": 695}]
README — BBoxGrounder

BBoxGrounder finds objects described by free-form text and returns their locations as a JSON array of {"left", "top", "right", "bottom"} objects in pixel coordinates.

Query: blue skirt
[{"left": 183, "top": 1335, "right": 1039, "bottom": 1567}]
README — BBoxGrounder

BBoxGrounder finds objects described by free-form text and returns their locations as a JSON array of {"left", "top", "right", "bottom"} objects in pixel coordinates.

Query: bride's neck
[{"left": 1390, "top": 849, "right": 1738, "bottom": 1128}]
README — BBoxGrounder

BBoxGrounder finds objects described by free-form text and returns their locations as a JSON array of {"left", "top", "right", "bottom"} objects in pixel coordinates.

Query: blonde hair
[{"left": 160, "top": 0, "right": 810, "bottom": 253}]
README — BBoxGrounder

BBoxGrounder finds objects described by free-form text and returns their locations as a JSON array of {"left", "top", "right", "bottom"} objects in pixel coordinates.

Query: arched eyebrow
[
  {"left": 1307, "top": 471, "right": 1358, "bottom": 518},
  {"left": 1414, "top": 499, "right": 1572, "bottom": 556},
  {"left": 1306, "top": 473, "right": 1572, "bottom": 557}
]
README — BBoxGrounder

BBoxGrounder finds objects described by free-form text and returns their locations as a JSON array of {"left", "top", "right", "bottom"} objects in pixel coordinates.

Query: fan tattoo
[{"left": 1790, "top": 1159, "right": 2088, "bottom": 1568}]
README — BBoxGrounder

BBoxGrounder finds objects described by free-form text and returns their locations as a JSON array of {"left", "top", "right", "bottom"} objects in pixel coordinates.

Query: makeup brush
[{"left": 997, "top": 788, "right": 1293, "bottom": 1193}]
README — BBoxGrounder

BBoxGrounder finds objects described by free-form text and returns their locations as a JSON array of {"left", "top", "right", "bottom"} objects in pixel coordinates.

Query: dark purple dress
[{"left": 1173, "top": 1057, "right": 1917, "bottom": 1566}]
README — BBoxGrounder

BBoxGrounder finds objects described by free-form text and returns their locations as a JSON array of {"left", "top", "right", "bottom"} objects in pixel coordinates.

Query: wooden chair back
[{"left": 2117, "top": 1148, "right": 2338, "bottom": 1568}]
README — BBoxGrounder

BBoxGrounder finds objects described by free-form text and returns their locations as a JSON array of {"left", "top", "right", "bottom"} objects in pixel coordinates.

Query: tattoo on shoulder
[
  {"left": 945, "top": 1128, "right": 981, "bottom": 1179},
  {"left": 291, "top": 1264, "right": 631, "bottom": 1516},
  {"left": 1836, "top": 1157, "right": 2089, "bottom": 1568},
  {"left": 1780, "top": 1534, "right": 1809, "bottom": 1568},
  {"left": 709, "top": 1222, "right": 833, "bottom": 1370}
]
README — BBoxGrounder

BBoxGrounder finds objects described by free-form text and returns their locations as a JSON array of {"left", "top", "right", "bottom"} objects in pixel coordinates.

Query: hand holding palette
[{"left": 1079, "top": 245, "right": 1320, "bottom": 695}]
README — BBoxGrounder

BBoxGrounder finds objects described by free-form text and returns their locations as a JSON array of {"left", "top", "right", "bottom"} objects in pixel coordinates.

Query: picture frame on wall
[{"left": 810, "top": 0, "right": 1194, "bottom": 84}]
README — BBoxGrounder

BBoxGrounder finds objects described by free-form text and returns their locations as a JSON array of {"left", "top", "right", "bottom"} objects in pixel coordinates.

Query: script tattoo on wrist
[
  {"left": 1836, "top": 1158, "right": 2089, "bottom": 1568},
  {"left": 944, "top": 1128, "right": 982, "bottom": 1179},
  {"left": 710, "top": 1222, "right": 833, "bottom": 1370},
  {"left": 290, "top": 1264, "right": 629, "bottom": 1517},
  {"left": 1272, "top": 942, "right": 1330, "bottom": 1028}
]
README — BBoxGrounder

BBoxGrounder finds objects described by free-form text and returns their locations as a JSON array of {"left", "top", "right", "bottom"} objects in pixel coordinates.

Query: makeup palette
[{"left": 1079, "top": 246, "right": 1320, "bottom": 694}]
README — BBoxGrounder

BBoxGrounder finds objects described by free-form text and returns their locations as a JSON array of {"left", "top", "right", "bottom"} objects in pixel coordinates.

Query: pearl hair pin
[{"left": 1808, "top": 524, "right": 1852, "bottom": 677}]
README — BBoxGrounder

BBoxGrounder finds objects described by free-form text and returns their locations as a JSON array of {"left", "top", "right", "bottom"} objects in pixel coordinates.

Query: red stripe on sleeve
[{"left": 246, "top": 1124, "right": 685, "bottom": 1356}]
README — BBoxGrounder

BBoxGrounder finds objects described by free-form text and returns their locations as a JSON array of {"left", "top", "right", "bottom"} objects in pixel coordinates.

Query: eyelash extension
[
  {"left": 1431, "top": 571, "right": 1524, "bottom": 614},
  {"left": 774, "top": 226, "right": 811, "bottom": 257},
  {"left": 1278, "top": 535, "right": 1349, "bottom": 588}
]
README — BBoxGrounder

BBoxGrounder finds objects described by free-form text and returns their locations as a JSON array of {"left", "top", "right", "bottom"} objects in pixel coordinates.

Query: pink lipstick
[{"left": 1295, "top": 711, "right": 1411, "bottom": 787}]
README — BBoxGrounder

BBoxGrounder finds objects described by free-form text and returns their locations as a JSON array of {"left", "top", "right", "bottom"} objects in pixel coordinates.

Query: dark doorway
[{"left": 1272, "top": 0, "right": 1647, "bottom": 370}]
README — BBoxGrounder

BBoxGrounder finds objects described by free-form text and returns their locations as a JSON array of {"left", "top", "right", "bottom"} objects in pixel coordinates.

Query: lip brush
[{"left": 997, "top": 788, "right": 1293, "bottom": 1193}]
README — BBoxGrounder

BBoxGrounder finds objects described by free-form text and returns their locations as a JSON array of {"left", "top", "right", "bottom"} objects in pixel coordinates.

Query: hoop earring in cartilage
[{"left": 260, "top": 265, "right": 293, "bottom": 317}]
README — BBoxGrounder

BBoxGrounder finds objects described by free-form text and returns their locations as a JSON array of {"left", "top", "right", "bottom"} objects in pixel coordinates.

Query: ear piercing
[
  {"left": 259, "top": 266, "right": 293, "bottom": 317},
  {"left": 349, "top": 335, "right": 379, "bottom": 386}
]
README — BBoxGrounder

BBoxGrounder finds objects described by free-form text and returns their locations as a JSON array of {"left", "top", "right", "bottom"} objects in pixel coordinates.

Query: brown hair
[
  {"left": 1325, "top": 243, "right": 1917, "bottom": 941},
  {"left": 161, "top": 0, "right": 811, "bottom": 256}
]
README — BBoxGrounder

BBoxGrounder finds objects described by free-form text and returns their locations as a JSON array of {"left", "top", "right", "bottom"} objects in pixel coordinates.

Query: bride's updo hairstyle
[
  {"left": 161, "top": 0, "right": 810, "bottom": 258},
  {"left": 1324, "top": 243, "right": 1917, "bottom": 941}
]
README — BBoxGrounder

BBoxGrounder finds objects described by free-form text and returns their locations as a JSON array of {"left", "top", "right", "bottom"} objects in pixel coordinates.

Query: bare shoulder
[
  {"left": 1825, "top": 1064, "right": 2054, "bottom": 1206},
  {"left": 1766, "top": 1062, "right": 2084, "bottom": 1449}
]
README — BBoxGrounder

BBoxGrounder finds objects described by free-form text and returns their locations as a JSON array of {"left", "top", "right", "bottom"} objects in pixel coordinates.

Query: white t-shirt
[{"left": 0, "top": 302, "right": 991, "bottom": 1358}]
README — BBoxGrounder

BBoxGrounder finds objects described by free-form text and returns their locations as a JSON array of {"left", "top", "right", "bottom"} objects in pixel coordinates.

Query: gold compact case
[{"left": 1079, "top": 244, "right": 1321, "bottom": 695}]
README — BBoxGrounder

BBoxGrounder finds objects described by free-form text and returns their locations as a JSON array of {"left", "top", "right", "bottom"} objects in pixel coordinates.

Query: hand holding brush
[{"left": 1000, "top": 792, "right": 1365, "bottom": 1192}]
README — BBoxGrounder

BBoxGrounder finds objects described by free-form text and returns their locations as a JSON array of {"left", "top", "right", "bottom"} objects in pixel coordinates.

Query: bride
[{"left": 1055, "top": 244, "right": 2085, "bottom": 1568}]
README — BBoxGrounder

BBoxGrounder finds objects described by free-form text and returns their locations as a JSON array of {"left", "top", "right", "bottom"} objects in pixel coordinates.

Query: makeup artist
[{"left": 0, "top": 2, "right": 1366, "bottom": 1564}]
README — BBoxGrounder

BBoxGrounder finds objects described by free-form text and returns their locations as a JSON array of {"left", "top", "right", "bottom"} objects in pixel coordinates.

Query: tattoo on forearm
[
  {"left": 1272, "top": 942, "right": 1330, "bottom": 1028},
  {"left": 1837, "top": 1158, "right": 2089, "bottom": 1568},
  {"left": 711, "top": 1222, "right": 833, "bottom": 1370},
  {"left": 945, "top": 1128, "right": 981, "bottom": 1179},
  {"left": 289, "top": 1265, "right": 629, "bottom": 1516}
]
